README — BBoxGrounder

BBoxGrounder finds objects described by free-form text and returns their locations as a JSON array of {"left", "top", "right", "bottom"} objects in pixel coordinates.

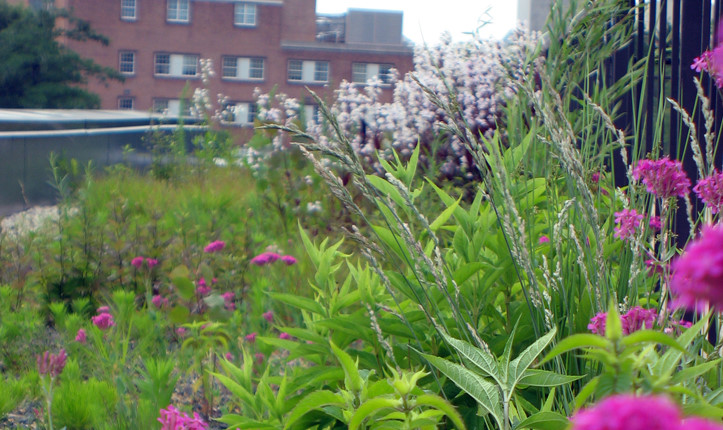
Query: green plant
[
  {"left": 136, "top": 356, "right": 179, "bottom": 412},
  {"left": 0, "top": 375, "right": 26, "bottom": 420}
]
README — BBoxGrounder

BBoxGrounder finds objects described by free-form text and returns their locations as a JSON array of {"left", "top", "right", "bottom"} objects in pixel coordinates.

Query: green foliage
[
  {"left": 0, "top": 1, "right": 122, "bottom": 108},
  {"left": 52, "top": 378, "right": 117, "bottom": 430},
  {"left": 0, "top": 375, "right": 26, "bottom": 420},
  {"left": 136, "top": 356, "right": 178, "bottom": 412}
]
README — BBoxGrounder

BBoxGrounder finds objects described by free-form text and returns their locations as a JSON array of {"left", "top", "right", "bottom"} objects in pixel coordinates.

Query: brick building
[{"left": 9, "top": 0, "right": 414, "bottom": 124}]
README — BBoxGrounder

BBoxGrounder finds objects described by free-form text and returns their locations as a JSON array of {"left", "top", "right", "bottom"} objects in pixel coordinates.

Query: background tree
[{"left": 0, "top": 1, "right": 122, "bottom": 108}]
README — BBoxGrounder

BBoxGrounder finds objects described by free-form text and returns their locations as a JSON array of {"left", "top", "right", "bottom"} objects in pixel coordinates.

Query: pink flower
[
  {"left": 254, "top": 352, "right": 265, "bottom": 364},
  {"left": 146, "top": 258, "right": 159, "bottom": 268},
  {"left": 176, "top": 327, "right": 187, "bottom": 337},
  {"left": 222, "top": 292, "right": 235, "bottom": 311},
  {"left": 262, "top": 311, "right": 273, "bottom": 323},
  {"left": 614, "top": 209, "right": 644, "bottom": 241},
  {"left": 204, "top": 240, "right": 225, "bottom": 253},
  {"left": 37, "top": 349, "right": 67, "bottom": 378},
  {"left": 280, "top": 255, "right": 297, "bottom": 265},
  {"left": 632, "top": 157, "right": 691, "bottom": 199},
  {"left": 131, "top": 256, "right": 144, "bottom": 269},
  {"left": 591, "top": 172, "right": 600, "bottom": 183},
  {"left": 279, "top": 332, "right": 291, "bottom": 340},
  {"left": 75, "top": 328, "right": 87, "bottom": 344},
  {"left": 683, "top": 417, "right": 723, "bottom": 430},
  {"left": 152, "top": 295, "right": 168, "bottom": 309},
  {"left": 250, "top": 252, "right": 281, "bottom": 266},
  {"left": 158, "top": 404, "right": 209, "bottom": 430},
  {"left": 587, "top": 312, "right": 606, "bottom": 335},
  {"left": 671, "top": 224, "right": 723, "bottom": 310},
  {"left": 538, "top": 235, "right": 550, "bottom": 244},
  {"left": 649, "top": 216, "right": 662, "bottom": 231},
  {"left": 245, "top": 332, "right": 257, "bottom": 343},
  {"left": 621, "top": 306, "right": 657, "bottom": 334},
  {"left": 92, "top": 312, "right": 115, "bottom": 330},
  {"left": 692, "top": 45, "right": 723, "bottom": 89},
  {"left": 570, "top": 394, "right": 682, "bottom": 430},
  {"left": 694, "top": 169, "right": 723, "bottom": 214},
  {"left": 196, "top": 278, "right": 211, "bottom": 296},
  {"left": 224, "top": 352, "right": 233, "bottom": 361},
  {"left": 97, "top": 306, "right": 110, "bottom": 314}
]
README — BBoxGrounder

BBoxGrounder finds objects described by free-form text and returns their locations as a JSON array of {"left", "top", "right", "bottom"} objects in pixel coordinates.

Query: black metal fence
[{"left": 608, "top": 0, "right": 723, "bottom": 242}]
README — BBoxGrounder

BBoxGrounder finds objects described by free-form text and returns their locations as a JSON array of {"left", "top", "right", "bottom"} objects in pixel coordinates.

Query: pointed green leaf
[
  {"left": 330, "top": 340, "right": 363, "bottom": 393},
  {"left": 284, "top": 390, "right": 346, "bottom": 429},
  {"left": 269, "top": 293, "right": 326, "bottom": 316},
  {"left": 349, "top": 397, "right": 403, "bottom": 430},
  {"left": 508, "top": 327, "right": 557, "bottom": 387},
  {"left": 422, "top": 353, "right": 504, "bottom": 429},
  {"left": 414, "top": 394, "right": 467, "bottom": 429},
  {"left": 453, "top": 262, "right": 485, "bottom": 286},
  {"left": 517, "top": 369, "right": 583, "bottom": 387},
  {"left": 620, "top": 330, "right": 684, "bottom": 352},
  {"left": 540, "top": 334, "right": 612, "bottom": 365},
  {"left": 429, "top": 196, "right": 462, "bottom": 231},
  {"left": 514, "top": 411, "right": 569, "bottom": 430},
  {"left": 438, "top": 331, "right": 502, "bottom": 385},
  {"left": 671, "top": 359, "right": 721, "bottom": 385},
  {"left": 605, "top": 303, "right": 622, "bottom": 342}
]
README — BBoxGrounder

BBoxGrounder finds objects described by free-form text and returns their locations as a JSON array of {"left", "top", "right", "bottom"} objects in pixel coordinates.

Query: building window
[
  {"left": 225, "top": 102, "right": 257, "bottom": 125},
  {"left": 121, "top": 0, "right": 136, "bottom": 20},
  {"left": 288, "top": 60, "right": 329, "bottom": 84},
  {"left": 119, "top": 51, "right": 135, "bottom": 75},
  {"left": 152, "top": 99, "right": 169, "bottom": 114},
  {"left": 153, "top": 98, "right": 190, "bottom": 116},
  {"left": 234, "top": 3, "right": 256, "bottom": 26},
  {"left": 304, "top": 105, "right": 320, "bottom": 125},
  {"left": 118, "top": 97, "right": 134, "bottom": 110},
  {"left": 221, "top": 56, "right": 264, "bottom": 80},
  {"left": 167, "top": 0, "right": 189, "bottom": 23},
  {"left": 352, "top": 63, "right": 394, "bottom": 85},
  {"left": 154, "top": 53, "right": 198, "bottom": 78}
]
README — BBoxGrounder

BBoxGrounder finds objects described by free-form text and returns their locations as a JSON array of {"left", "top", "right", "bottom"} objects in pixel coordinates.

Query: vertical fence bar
[
  {"left": 658, "top": 0, "right": 667, "bottom": 153},
  {"left": 669, "top": 0, "right": 681, "bottom": 157},
  {"left": 646, "top": 0, "right": 656, "bottom": 155}
]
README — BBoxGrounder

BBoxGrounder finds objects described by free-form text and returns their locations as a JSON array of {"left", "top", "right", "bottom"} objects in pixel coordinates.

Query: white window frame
[
  {"left": 225, "top": 102, "right": 257, "bottom": 125},
  {"left": 118, "top": 97, "right": 134, "bottom": 110},
  {"left": 234, "top": 3, "right": 256, "bottom": 27},
  {"left": 288, "top": 60, "right": 329, "bottom": 84},
  {"left": 119, "top": 51, "right": 135, "bottom": 75},
  {"left": 221, "top": 56, "right": 264, "bottom": 81},
  {"left": 154, "top": 53, "right": 199, "bottom": 78},
  {"left": 120, "top": 0, "right": 136, "bottom": 20},
  {"left": 153, "top": 98, "right": 191, "bottom": 116},
  {"left": 167, "top": 0, "right": 190, "bottom": 23},
  {"left": 352, "top": 62, "right": 394, "bottom": 85}
]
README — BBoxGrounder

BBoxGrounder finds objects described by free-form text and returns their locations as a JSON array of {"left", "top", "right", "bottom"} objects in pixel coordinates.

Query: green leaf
[
  {"left": 574, "top": 376, "right": 599, "bottom": 409},
  {"left": 517, "top": 369, "right": 583, "bottom": 387},
  {"left": 508, "top": 327, "right": 557, "bottom": 388},
  {"left": 414, "top": 394, "right": 467, "bottom": 430},
  {"left": 620, "top": 330, "right": 684, "bottom": 352},
  {"left": 168, "top": 306, "right": 190, "bottom": 324},
  {"left": 671, "top": 359, "right": 721, "bottom": 385},
  {"left": 330, "top": 340, "right": 363, "bottom": 393},
  {"left": 284, "top": 390, "right": 346, "bottom": 429},
  {"left": 269, "top": 293, "right": 326, "bottom": 316},
  {"left": 453, "top": 262, "right": 485, "bottom": 286},
  {"left": 172, "top": 276, "right": 195, "bottom": 301},
  {"left": 422, "top": 353, "right": 505, "bottom": 429},
  {"left": 430, "top": 196, "right": 461, "bottom": 231},
  {"left": 211, "top": 372, "right": 256, "bottom": 409},
  {"left": 216, "top": 414, "right": 279, "bottom": 429},
  {"left": 605, "top": 303, "right": 622, "bottom": 342},
  {"left": 540, "top": 334, "right": 612, "bottom": 364},
  {"left": 514, "top": 411, "right": 569, "bottom": 430},
  {"left": 438, "top": 332, "right": 502, "bottom": 386},
  {"left": 349, "top": 397, "right": 403, "bottom": 430}
]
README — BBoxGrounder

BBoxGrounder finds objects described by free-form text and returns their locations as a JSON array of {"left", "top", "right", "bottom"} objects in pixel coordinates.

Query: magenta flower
[
  {"left": 204, "top": 240, "right": 225, "bottom": 253},
  {"left": 538, "top": 235, "right": 550, "bottom": 244},
  {"left": 92, "top": 312, "right": 115, "bottom": 330},
  {"left": 250, "top": 252, "right": 281, "bottom": 266},
  {"left": 649, "top": 216, "right": 662, "bottom": 231},
  {"left": 131, "top": 256, "right": 144, "bottom": 269},
  {"left": 591, "top": 172, "right": 600, "bottom": 183},
  {"left": 570, "top": 394, "right": 682, "bottom": 430},
  {"left": 222, "top": 292, "right": 235, "bottom": 311},
  {"left": 614, "top": 209, "right": 644, "bottom": 241},
  {"left": 245, "top": 332, "right": 257, "bottom": 343},
  {"left": 75, "top": 328, "right": 87, "bottom": 344},
  {"left": 683, "top": 417, "right": 723, "bottom": 430},
  {"left": 671, "top": 224, "right": 723, "bottom": 310},
  {"left": 279, "top": 332, "right": 291, "bottom": 340},
  {"left": 621, "top": 306, "right": 657, "bottom": 334},
  {"left": 97, "top": 306, "right": 110, "bottom": 314},
  {"left": 158, "top": 404, "right": 209, "bottom": 430},
  {"left": 176, "top": 327, "right": 187, "bottom": 337},
  {"left": 196, "top": 278, "right": 211, "bottom": 296},
  {"left": 37, "top": 349, "right": 67, "bottom": 378},
  {"left": 224, "top": 352, "right": 233, "bottom": 361},
  {"left": 632, "top": 157, "right": 691, "bottom": 199},
  {"left": 693, "top": 170, "right": 723, "bottom": 214},
  {"left": 152, "top": 295, "right": 168, "bottom": 309},
  {"left": 262, "top": 310, "right": 273, "bottom": 323},
  {"left": 280, "top": 255, "right": 297, "bottom": 265},
  {"left": 692, "top": 45, "right": 723, "bottom": 89},
  {"left": 254, "top": 352, "right": 265, "bottom": 363},
  {"left": 146, "top": 258, "right": 159, "bottom": 268},
  {"left": 587, "top": 312, "right": 607, "bottom": 335}
]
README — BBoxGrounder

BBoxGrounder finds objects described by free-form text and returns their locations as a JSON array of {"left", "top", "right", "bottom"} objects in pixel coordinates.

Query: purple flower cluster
[
  {"left": 588, "top": 306, "right": 657, "bottom": 336},
  {"left": 92, "top": 306, "right": 115, "bottom": 330},
  {"left": 693, "top": 169, "right": 723, "bottom": 214},
  {"left": 614, "top": 209, "right": 644, "bottom": 241},
  {"left": 632, "top": 158, "right": 691, "bottom": 199},
  {"left": 75, "top": 328, "right": 87, "bottom": 344},
  {"left": 203, "top": 240, "right": 225, "bottom": 253},
  {"left": 37, "top": 349, "right": 67, "bottom": 378},
  {"left": 571, "top": 394, "right": 723, "bottom": 430},
  {"left": 157, "top": 405, "right": 209, "bottom": 430},
  {"left": 196, "top": 278, "right": 211, "bottom": 296},
  {"left": 692, "top": 30, "right": 723, "bottom": 89},
  {"left": 152, "top": 295, "right": 169, "bottom": 309},
  {"left": 671, "top": 224, "right": 723, "bottom": 310},
  {"left": 131, "top": 256, "right": 159, "bottom": 269},
  {"left": 250, "top": 252, "right": 297, "bottom": 266},
  {"left": 222, "top": 291, "right": 235, "bottom": 311}
]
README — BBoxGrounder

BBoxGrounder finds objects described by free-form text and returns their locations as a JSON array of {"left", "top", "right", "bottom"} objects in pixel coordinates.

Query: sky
[{"left": 315, "top": 1, "right": 518, "bottom": 46}]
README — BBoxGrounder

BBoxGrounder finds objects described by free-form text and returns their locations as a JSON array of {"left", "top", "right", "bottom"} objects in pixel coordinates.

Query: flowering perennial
[
  {"left": 671, "top": 224, "right": 723, "bottom": 309},
  {"left": 250, "top": 252, "right": 281, "bottom": 266},
  {"left": 613, "top": 209, "right": 644, "bottom": 241},
  {"left": 588, "top": 306, "right": 657, "bottom": 336},
  {"left": 75, "top": 328, "right": 87, "bottom": 344},
  {"left": 37, "top": 349, "right": 67, "bottom": 378},
  {"left": 203, "top": 240, "right": 225, "bottom": 253},
  {"left": 632, "top": 158, "right": 691, "bottom": 199},
  {"left": 693, "top": 170, "right": 723, "bottom": 214},
  {"left": 92, "top": 310, "right": 115, "bottom": 330},
  {"left": 571, "top": 394, "right": 723, "bottom": 430},
  {"left": 157, "top": 405, "right": 209, "bottom": 430}
]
